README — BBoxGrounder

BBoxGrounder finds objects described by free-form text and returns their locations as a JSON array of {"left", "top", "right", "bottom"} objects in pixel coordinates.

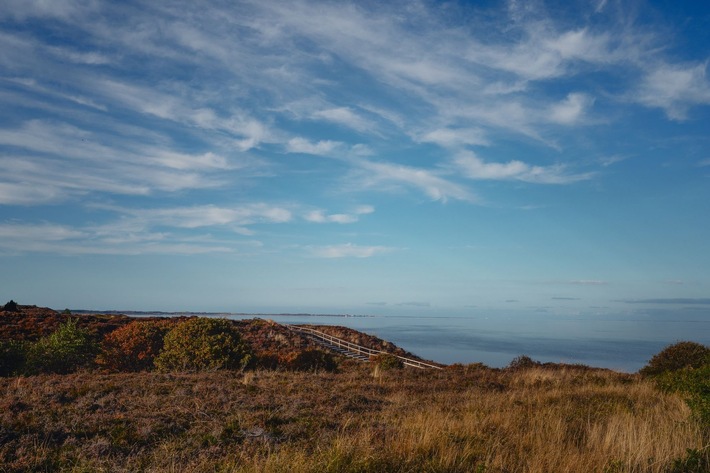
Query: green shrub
[
  {"left": 655, "top": 364, "right": 710, "bottom": 427},
  {"left": 26, "top": 318, "right": 98, "bottom": 374},
  {"left": 154, "top": 318, "right": 252, "bottom": 372},
  {"left": 97, "top": 320, "right": 173, "bottom": 372},
  {"left": 0, "top": 339, "right": 28, "bottom": 376},
  {"left": 668, "top": 448, "right": 710, "bottom": 473},
  {"left": 639, "top": 341, "right": 710, "bottom": 377},
  {"left": 370, "top": 353, "right": 404, "bottom": 370}
]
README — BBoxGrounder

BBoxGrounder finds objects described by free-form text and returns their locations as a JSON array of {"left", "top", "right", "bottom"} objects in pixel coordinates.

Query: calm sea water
[
  {"left": 222, "top": 310, "right": 709, "bottom": 373},
  {"left": 137, "top": 309, "right": 709, "bottom": 372}
]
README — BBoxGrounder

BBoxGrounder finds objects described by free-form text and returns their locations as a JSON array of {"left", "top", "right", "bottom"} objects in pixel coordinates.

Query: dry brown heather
[{"left": 1, "top": 363, "right": 707, "bottom": 473}]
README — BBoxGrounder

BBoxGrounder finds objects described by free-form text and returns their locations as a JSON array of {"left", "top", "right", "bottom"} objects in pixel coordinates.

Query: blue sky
[{"left": 0, "top": 0, "right": 709, "bottom": 316}]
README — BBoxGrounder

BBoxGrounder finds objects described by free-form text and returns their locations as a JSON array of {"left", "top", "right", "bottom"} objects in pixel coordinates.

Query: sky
[{"left": 0, "top": 0, "right": 709, "bottom": 317}]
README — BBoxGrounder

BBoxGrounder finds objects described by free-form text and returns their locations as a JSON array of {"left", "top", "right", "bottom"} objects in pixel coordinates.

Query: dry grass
[{"left": 0, "top": 364, "right": 707, "bottom": 473}]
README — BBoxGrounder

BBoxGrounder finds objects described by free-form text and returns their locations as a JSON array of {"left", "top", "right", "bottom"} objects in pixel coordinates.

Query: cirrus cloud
[{"left": 308, "top": 243, "right": 394, "bottom": 259}]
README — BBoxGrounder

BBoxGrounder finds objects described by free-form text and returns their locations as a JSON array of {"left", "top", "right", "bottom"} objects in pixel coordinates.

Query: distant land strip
[{"left": 70, "top": 310, "right": 375, "bottom": 318}]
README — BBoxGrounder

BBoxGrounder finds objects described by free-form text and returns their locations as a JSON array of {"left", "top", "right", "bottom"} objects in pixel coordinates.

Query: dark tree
[
  {"left": 2, "top": 300, "right": 19, "bottom": 312},
  {"left": 640, "top": 341, "right": 710, "bottom": 376}
]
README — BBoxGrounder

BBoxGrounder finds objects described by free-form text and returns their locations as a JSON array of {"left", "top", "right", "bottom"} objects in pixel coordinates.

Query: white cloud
[
  {"left": 47, "top": 45, "right": 111, "bottom": 65},
  {"left": 471, "top": 27, "right": 614, "bottom": 82},
  {"left": 545, "top": 28, "right": 614, "bottom": 63},
  {"left": 149, "top": 151, "right": 230, "bottom": 170},
  {"left": 454, "top": 152, "right": 594, "bottom": 184},
  {"left": 304, "top": 211, "right": 356, "bottom": 224},
  {"left": 95, "top": 79, "right": 271, "bottom": 150},
  {"left": 418, "top": 128, "right": 489, "bottom": 148},
  {"left": 286, "top": 138, "right": 342, "bottom": 156},
  {"left": 309, "top": 243, "right": 393, "bottom": 259},
  {"left": 4, "top": 77, "right": 108, "bottom": 111},
  {"left": 2, "top": 0, "right": 709, "bottom": 220},
  {"left": 354, "top": 205, "right": 374, "bottom": 215},
  {"left": 0, "top": 0, "right": 92, "bottom": 21},
  {"left": 303, "top": 205, "right": 374, "bottom": 224},
  {"left": 636, "top": 63, "right": 710, "bottom": 120},
  {"left": 594, "top": 0, "right": 609, "bottom": 13},
  {"left": 599, "top": 155, "right": 629, "bottom": 167},
  {"left": 0, "top": 221, "right": 233, "bottom": 255},
  {"left": 312, "top": 107, "right": 372, "bottom": 133},
  {"left": 0, "top": 223, "right": 86, "bottom": 241},
  {"left": 0, "top": 120, "right": 244, "bottom": 203},
  {"left": 548, "top": 93, "right": 593, "bottom": 125},
  {"left": 113, "top": 204, "right": 294, "bottom": 229},
  {"left": 95, "top": 202, "right": 375, "bottom": 236},
  {"left": 0, "top": 182, "right": 65, "bottom": 205},
  {"left": 356, "top": 160, "right": 477, "bottom": 203}
]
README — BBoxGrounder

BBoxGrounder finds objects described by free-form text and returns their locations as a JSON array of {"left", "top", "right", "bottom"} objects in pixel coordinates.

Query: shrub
[
  {"left": 508, "top": 355, "right": 540, "bottom": 370},
  {"left": 25, "top": 318, "right": 98, "bottom": 374},
  {"left": 97, "top": 320, "right": 173, "bottom": 372},
  {"left": 669, "top": 448, "right": 710, "bottom": 473},
  {"left": 0, "top": 340, "right": 28, "bottom": 376},
  {"left": 154, "top": 318, "right": 252, "bottom": 372},
  {"left": 639, "top": 341, "right": 710, "bottom": 377},
  {"left": 253, "top": 351, "right": 281, "bottom": 370},
  {"left": 370, "top": 353, "right": 404, "bottom": 370},
  {"left": 655, "top": 364, "right": 710, "bottom": 427},
  {"left": 281, "top": 349, "right": 338, "bottom": 372},
  {"left": 2, "top": 300, "right": 19, "bottom": 312}
]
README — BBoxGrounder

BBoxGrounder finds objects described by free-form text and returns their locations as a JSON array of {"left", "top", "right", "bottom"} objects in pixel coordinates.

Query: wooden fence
[{"left": 288, "top": 325, "right": 442, "bottom": 370}]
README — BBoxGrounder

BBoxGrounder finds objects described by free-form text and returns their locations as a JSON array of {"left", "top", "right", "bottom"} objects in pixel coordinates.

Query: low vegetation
[
  {"left": 640, "top": 341, "right": 710, "bottom": 435},
  {"left": 96, "top": 320, "right": 174, "bottom": 372},
  {"left": 0, "top": 302, "right": 708, "bottom": 472},
  {"left": 154, "top": 318, "right": 253, "bottom": 372},
  {"left": 24, "top": 318, "right": 98, "bottom": 375},
  {"left": 639, "top": 341, "right": 710, "bottom": 377}
]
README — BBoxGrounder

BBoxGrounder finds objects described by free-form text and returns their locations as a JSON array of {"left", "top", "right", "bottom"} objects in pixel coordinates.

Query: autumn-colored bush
[
  {"left": 640, "top": 341, "right": 710, "bottom": 377},
  {"left": 25, "top": 319, "right": 98, "bottom": 374},
  {"left": 97, "top": 320, "right": 174, "bottom": 372},
  {"left": 154, "top": 318, "right": 253, "bottom": 372},
  {"left": 280, "top": 349, "right": 338, "bottom": 372}
]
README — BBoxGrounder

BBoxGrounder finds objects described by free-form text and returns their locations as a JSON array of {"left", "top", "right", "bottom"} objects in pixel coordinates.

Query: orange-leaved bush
[
  {"left": 97, "top": 320, "right": 174, "bottom": 372},
  {"left": 154, "top": 318, "right": 253, "bottom": 372}
]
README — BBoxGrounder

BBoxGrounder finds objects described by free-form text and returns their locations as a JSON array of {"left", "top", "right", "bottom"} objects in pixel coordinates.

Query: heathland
[{"left": 0, "top": 302, "right": 708, "bottom": 472}]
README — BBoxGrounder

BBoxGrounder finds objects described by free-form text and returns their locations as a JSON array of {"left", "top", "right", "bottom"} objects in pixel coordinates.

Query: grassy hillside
[
  {"left": 1, "top": 365, "right": 707, "bottom": 472},
  {"left": 0, "top": 303, "right": 708, "bottom": 472}
]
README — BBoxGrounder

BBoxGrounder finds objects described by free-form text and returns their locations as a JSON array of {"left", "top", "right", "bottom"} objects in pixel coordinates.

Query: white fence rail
[{"left": 288, "top": 325, "right": 442, "bottom": 370}]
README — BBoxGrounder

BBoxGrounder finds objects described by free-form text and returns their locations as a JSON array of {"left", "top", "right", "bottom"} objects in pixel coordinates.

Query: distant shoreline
[{"left": 69, "top": 310, "right": 375, "bottom": 318}]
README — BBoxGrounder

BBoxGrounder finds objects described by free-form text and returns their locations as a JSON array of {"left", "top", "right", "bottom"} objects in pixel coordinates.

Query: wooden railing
[{"left": 288, "top": 325, "right": 442, "bottom": 370}]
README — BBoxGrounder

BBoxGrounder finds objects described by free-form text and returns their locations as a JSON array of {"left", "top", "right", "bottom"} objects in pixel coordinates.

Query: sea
[{"left": 129, "top": 309, "right": 709, "bottom": 373}]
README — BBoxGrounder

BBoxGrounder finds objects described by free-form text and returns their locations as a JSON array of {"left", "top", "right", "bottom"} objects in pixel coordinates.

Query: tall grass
[
  {"left": 0, "top": 366, "right": 706, "bottom": 472},
  {"left": 232, "top": 368, "right": 705, "bottom": 473}
]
